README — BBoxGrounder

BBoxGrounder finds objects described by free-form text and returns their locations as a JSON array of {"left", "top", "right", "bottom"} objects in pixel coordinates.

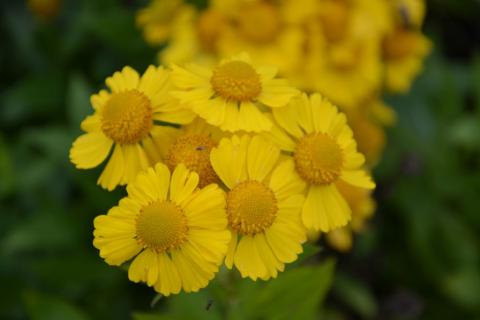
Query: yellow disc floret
[
  {"left": 135, "top": 201, "right": 188, "bottom": 252},
  {"left": 101, "top": 89, "right": 153, "bottom": 144},
  {"left": 226, "top": 180, "right": 277, "bottom": 236},
  {"left": 211, "top": 61, "right": 262, "bottom": 102},
  {"left": 165, "top": 134, "right": 219, "bottom": 187},
  {"left": 294, "top": 132, "right": 344, "bottom": 185}
]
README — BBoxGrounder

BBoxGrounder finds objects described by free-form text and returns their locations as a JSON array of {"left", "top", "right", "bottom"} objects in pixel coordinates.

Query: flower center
[
  {"left": 165, "top": 134, "right": 219, "bottom": 188},
  {"left": 320, "top": 0, "right": 350, "bottom": 42},
  {"left": 236, "top": 3, "right": 280, "bottom": 43},
  {"left": 211, "top": 61, "right": 262, "bottom": 102},
  {"left": 226, "top": 180, "right": 277, "bottom": 236},
  {"left": 135, "top": 201, "right": 188, "bottom": 252},
  {"left": 197, "top": 9, "right": 226, "bottom": 51},
  {"left": 383, "top": 29, "right": 417, "bottom": 60},
  {"left": 294, "top": 132, "right": 344, "bottom": 185},
  {"left": 101, "top": 89, "right": 153, "bottom": 144}
]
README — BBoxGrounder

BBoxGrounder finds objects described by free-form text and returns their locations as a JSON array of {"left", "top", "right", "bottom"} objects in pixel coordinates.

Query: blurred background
[{"left": 1, "top": 0, "right": 480, "bottom": 319}]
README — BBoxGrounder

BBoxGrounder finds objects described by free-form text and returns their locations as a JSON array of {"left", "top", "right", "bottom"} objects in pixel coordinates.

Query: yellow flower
[
  {"left": 210, "top": 135, "right": 306, "bottom": 280},
  {"left": 164, "top": 118, "right": 226, "bottom": 188},
  {"left": 171, "top": 53, "right": 299, "bottom": 132},
  {"left": 382, "top": 0, "right": 431, "bottom": 93},
  {"left": 209, "top": 0, "right": 305, "bottom": 75},
  {"left": 346, "top": 99, "right": 396, "bottom": 167},
  {"left": 136, "top": 0, "right": 189, "bottom": 46},
  {"left": 69, "top": 66, "right": 194, "bottom": 191},
  {"left": 93, "top": 163, "right": 230, "bottom": 295},
  {"left": 325, "top": 227, "right": 353, "bottom": 252},
  {"left": 383, "top": 29, "right": 431, "bottom": 93},
  {"left": 288, "top": 0, "right": 388, "bottom": 109},
  {"left": 266, "top": 93, "right": 375, "bottom": 232}
]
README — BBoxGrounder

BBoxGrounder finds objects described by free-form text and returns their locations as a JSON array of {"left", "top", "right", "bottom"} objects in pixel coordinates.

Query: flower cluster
[
  {"left": 136, "top": 0, "right": 431, "bottom": 250},
  {"left": 70, "top": 54, "right": 374, "bottom": 295}
]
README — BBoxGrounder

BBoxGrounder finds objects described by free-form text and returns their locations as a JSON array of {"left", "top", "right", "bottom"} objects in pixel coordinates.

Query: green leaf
[
  {"left": 67, "top": 73, "right": 92, "bottom": 130},
  {"left": 241, "top": 259, "right": 335, "bottom": 320},
  {"left": 333, "top": 273, "right": 377, "bottom": 319},
  {"left": 23, "top": 291, "right": 89, "bottom": 320}
]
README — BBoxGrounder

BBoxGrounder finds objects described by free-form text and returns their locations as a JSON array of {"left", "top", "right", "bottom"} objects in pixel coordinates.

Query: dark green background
[{"left": 1, "top": 0, "right": 479, "bottom": 319}]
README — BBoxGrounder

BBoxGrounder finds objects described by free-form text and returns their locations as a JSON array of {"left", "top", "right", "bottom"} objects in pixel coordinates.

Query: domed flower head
[
  {"left": 210, "top": 135, "right": 306, "bottom": 280},
  {"left": 69, "top": 66, "right": 194, "bottom": 191},
  {"left": 164, "top": 118, "right": 226, "bottom": 188},
  {"left": 93, "top": 163, "right": 230, "bottom": 295},
  {"left": 266, "top": 93, "right": 375, "bottom": 232},
  {"left": 171, "top": 53, "right": 299, "bottom": 132}
]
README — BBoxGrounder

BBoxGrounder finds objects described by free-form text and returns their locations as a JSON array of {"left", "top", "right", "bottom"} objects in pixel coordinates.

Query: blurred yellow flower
[
  {"left": 27, "top": 0, "right": 61, "bottom": 20},
  {"left": 93, "top": 163, "right": 230, "bottom": 295},
  {"left": 171, "top": 53, "right": 299, "bottom": 132},
  {"left": 382, "top": 0, "right": 431, "bottom": 93},
  {"left": 266, "top": 93, "right": 375, "bottom": 232},
  {"left": 136, "top": 0, "right": 190, "bottom": 46},
  {"left": 69, "top": 66, "right": 194, "bottom": 191},
  {"left": 292, "top": 0, "right": 388, "bottom": 109},
  {"left": 210, "top": 135, "right": 306, "bottom": 280}
]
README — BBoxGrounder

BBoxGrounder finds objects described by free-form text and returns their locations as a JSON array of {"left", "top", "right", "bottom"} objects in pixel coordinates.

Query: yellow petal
[
  {"left": 169, "top": 164, "right": 199, "bottom": 205},
  {"left": 234, "top": 236, "right": 267, "bottom": 280},
  {"left": 254, "top": 233, "right": 284, "bottom": 280},
  {"left": 258, "top": 79, "right": 299, "bottom": 108},
  {"left": 120, "top": 144, "right": 150, "bottom": 185},
  {"left": 246, "top": 135, "right": 279, "bottom": 181},
  {"left": 210, "top": 135, "right": 249, "bottom": 189},
  {"left": 302, "top": 185, "right": 351, "bottom": 232},
  {"left": 154, "top": 253, "right": 182, "bottom": 296},
  {"left": 91, "top": 90, "right": 110, "bottom": 111},
  {"left": 128, "top": 249, "right": 158, "bottom": 286},
  {"left": 138, "top": 65, "right": 169, "bottom": 100},
  {"left": 80, "top": 114, "right": 101, "bottom": 132},
  {"left": 97, "top": 144, "right": 124, "bottom": 191},
  {"left": 265, "top": 223, "right": 303, "bottom": 263},
  {"left": 225, "top": 231, "right": 237, "bottom": 269},
  {"left": 70, "top": 132, "right": 113, "bottom": 169},
  {"left": 341, "top": 170, "right": 375, "bottom": 189},
  {"left": 106, "top": 66, "right": 140, "bottom": 93},
  {"left": 237, "top": 102, "right": 272, "bottom": 132},
  {"left": 269, "top": 159, "right": 306, "bottom": 200}
]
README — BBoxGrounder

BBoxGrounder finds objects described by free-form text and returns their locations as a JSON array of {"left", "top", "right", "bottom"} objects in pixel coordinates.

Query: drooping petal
[
  {"left": 70, "top": 132, "right": 112, "bottom": 169},
  {"left": 233, "top": 236, "right": 267, "bottom": 280},
  {"left": 128, "top": 249, "right": 159, "bottom": 286},
  {"left": 302, "top": 185, "right": 351, "bottom": 232},
  {"left": 154, "top": 253, "right": 182, "bottom": 296},
  {"left": 341, "top": 170, "right": 375, "bottom": 189},
  {"left": 98, "top": 144, "right": 125, "bottom": 191}
]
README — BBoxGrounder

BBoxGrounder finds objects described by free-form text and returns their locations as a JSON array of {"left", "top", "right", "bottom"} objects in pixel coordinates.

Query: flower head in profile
[
  {"left": 69, "top": 66, "right": 194, "bottom": 191},
  {"left": 210, "top": 135, "right": 306, "bottom": 280},
  {"left": 171, "top": 53, "right": 299, "bottom": 132},
  {"left": 93, "top": 163, "right": 230, "bottom": 295},
  {"left": 266, "top": 93, "right": 375, "bottom": 232}
]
